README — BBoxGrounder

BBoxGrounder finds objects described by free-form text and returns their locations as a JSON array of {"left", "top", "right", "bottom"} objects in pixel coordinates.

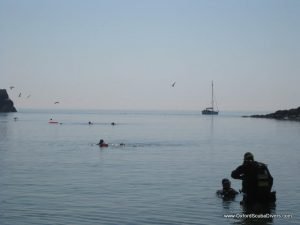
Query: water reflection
[
  {"left": 0, "top": 113, "right": 9, "bottom": 142},
  {"left": 210, "top": 115, "right": 214, "bottom": 138},
  {"left": 222, "top": 198, "right": 237, "bottom": 209}
]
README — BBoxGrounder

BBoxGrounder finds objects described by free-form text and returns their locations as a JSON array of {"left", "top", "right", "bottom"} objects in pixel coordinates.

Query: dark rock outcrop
[
  {"left": 243, "top": 107, "right": 300, "bottom": 121},
  {"left": 0, "top": 89, "right": 17, "bottom": 112}
]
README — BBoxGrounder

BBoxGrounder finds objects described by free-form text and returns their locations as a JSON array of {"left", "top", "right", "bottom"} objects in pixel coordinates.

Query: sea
[{"left": 0, "top": 109, "right": 299, "bottom": 225}]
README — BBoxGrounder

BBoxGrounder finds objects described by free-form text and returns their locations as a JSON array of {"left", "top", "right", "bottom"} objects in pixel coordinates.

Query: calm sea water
[{"left": 0, "top": 109, "right": 299, "bottom": 225}]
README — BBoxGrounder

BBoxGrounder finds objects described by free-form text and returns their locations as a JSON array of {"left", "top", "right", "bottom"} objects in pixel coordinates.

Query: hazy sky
[{"left": 1, "top": 0, "right": 299, "bottom": 111}]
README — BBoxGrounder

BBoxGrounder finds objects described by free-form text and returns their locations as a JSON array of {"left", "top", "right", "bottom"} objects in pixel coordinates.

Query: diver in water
[
  {"left": 231, "top": 152, "right": 276, "bottom": 205},
  {"left": 216, "top": 178, "right": 238, "bottom": 200},
  {"left": 97, "top": 139, "right": 125, "bottom": 148},
  {"left": 98, "top": 139, "right": 108, "bottom": 147}
]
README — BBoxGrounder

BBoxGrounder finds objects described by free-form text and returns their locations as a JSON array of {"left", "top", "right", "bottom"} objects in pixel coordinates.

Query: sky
[{"left": 1, "top": 0, "right": 299, "bottom": 111}]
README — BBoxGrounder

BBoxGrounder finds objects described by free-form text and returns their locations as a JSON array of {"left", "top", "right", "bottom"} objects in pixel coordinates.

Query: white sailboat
[{"left": 202, "top": 81, "right": 219, "bottom": 115}]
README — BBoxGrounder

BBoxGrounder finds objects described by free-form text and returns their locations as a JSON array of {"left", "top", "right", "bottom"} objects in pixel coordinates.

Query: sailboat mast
[{"left": 202, "top": 80, "right": 218, "bottom": 115}]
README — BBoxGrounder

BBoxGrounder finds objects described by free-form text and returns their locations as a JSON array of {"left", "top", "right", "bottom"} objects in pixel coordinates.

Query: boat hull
[{"left": 202, "top": 110, "right": 219, "bottom": 115}]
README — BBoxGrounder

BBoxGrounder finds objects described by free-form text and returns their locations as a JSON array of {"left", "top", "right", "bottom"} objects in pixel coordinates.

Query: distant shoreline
[{"left": 242, "top": 107, "right": 300, "bottom": 121}]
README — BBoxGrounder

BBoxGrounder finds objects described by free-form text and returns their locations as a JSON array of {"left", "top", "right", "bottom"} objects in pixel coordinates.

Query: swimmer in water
[
  {"left": 216, "top": 178, "right": 238, "bottom": 200},
  {"left": 98, "top": 139, "right": 108, "bottom": 147}
]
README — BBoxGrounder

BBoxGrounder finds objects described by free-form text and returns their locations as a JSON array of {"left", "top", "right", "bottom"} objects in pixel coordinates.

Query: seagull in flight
[
  {"left": 9, "top": 86, "right": 15, "bottom": 90},
  {"left": 54, "top": 101, "right": 59, "bottom": 104},
  {"left": 171, "top": 82, "right": 176, "bottom": 87}
]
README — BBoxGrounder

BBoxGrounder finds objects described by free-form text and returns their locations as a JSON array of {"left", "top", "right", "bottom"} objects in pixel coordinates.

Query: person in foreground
[
  {"left": 231, "top": 152, "right": 276, "bottom": 205},
  {"left": 216, "top": 178, "right": 238, "bottom": 200}
]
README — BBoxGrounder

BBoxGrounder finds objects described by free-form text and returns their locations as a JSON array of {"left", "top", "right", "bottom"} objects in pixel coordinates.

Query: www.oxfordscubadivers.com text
[{"left": 224, "top": 213, "right": 293, "bottom": 219}]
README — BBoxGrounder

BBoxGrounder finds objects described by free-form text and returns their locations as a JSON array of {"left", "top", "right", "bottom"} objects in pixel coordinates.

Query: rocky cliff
[
  {"left": 244, "top": 107, "right": 300, "bottom": 121},
  {"left": 0, "top": 89, "right": 17, "bottom": 112}
]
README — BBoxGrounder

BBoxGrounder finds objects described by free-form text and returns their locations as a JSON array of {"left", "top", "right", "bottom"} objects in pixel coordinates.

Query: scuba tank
[
  {"left": 255, "top": 162, "right": 276, "bottom": 202},
  {"left": 256, "top": 163, "right": 272, "bottom": 190}
]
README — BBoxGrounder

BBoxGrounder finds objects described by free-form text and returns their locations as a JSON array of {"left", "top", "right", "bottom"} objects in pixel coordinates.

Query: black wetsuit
[
  {"left": 216, "top": 188, "right": 238, "bottom": 199},
  {"left": 231, "top": 161, "right": 273, "bottom": 204}
]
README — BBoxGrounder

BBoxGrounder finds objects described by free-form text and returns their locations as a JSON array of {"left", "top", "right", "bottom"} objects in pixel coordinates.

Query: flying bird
[
  {"left": 171, "top": 82, "right": 176, "bottom": 87},
  {"left": 9, "top": 86, "right": 15, "bottom": 90},
  {"left": 54, "top": 101, "right": 59, "bottom": 104},
  {"left": 18, "top": 93, "right": 21, "bottom": 97}
]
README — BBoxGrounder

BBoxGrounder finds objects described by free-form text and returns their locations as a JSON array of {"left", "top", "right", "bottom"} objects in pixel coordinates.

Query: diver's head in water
[{"left": 222, "top": 178, "right": 231, "bottom": 190}]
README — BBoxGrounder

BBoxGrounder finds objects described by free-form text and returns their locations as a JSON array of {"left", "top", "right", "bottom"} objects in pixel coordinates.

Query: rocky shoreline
[
  {"left": 243, "top": 107, "right": 300, "bottom": 121},
  {"left": 0, "top": 89, "right": 17, "bottom": 112}
]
